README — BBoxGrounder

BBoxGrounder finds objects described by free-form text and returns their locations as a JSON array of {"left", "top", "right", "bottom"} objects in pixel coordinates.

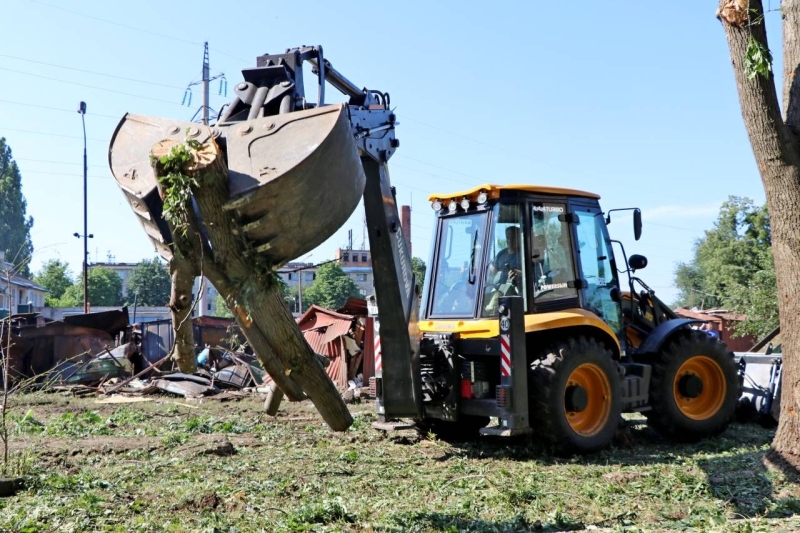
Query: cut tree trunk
[
  {"left": 150, "top": 139, "right": 352, "bottom": 431},
  {"left": 718, "top": 0, "right": 800, "bottom": 468},
  {"left": 167, "top": 251, "right": 198, "bottom": 374}
]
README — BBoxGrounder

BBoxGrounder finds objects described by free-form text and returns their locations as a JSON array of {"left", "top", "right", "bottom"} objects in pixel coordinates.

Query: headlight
[
  {"left": 448, "top": 200, "right": 458, "bottom": 213},
  {"left": 431, "top": 199, "right": 442, "bottom": 211},
  {"left": 460, "top": 197, "right": 470, "bottom": 210},
  {"left": 477, "top": 191, "right": 488, "bottom": 204}
]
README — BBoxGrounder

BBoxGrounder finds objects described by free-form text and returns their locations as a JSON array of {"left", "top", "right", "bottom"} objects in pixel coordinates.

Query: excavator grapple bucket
[{"left": 108, "top": 103, "right": 365, "bottom": 267}]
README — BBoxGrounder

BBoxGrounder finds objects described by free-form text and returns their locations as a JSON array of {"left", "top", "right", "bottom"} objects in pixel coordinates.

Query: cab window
[
  {"left": 531, "top": 202, "right": 578, "bottom": 303},
  {"left": 481, "top": 203, "right": 526, "bottom": 317},
  {"left": 574, "top": 208, "right": 622, "bottom": 332},
  {"left": 429, "top": 213, "right": 486, "bottom": 317}
]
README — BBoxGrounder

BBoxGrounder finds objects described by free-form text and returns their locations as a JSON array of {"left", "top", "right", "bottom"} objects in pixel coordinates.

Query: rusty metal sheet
[
  {"left": 336, "top": 297, "right": 367, "bottom": 316},
  {"left": 303, "top": 329, "right": 328, "bottom": 355},
  {"left": 152, "top": 379, "right": 215, "bottom": 398},
  {"left": 63, "top": 308, "right": 129, "bottom": 338},
  {"left": 297, "top": 305, "right": 357, "bottom": 329},
  {"left": 320, "top": 320, "right": 353, "bottom": 346}
]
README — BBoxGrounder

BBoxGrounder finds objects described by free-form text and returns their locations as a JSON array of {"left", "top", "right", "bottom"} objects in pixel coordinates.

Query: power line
[
  {"left": 0, "top": 66, "right": 183, "bottom": 107},
  {"left": 0, "top": 53, "right": 188, "bottom": 91},
  {"left": 2, "top": 127, "right": 107, "bottom": 142},
  {"left": 20, "top": 169, "right": 114, "bottom": 182},
  {"left": 16, "top": 157, "right": 107, "bottom": 168},
  {"left": 0, "top": 98, "right": 120, "bottom": 119},
  {"left": 25, "top": 0, "right": 252, "bottom": 65},
  {"left": 396, "top": 154, "right": 484, "bottom": 183},
  {"left": 393, "top": 163, "right": 477, "bottom": 189},
  {"left": 402, "top": 116, "right": 693, "bottom": 203}
]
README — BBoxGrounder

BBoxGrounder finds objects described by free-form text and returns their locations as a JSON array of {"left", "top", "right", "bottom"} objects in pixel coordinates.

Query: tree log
[
  {"left": 167, "top": 251, "right": 198, "bottom": 374},
  {"left": 718, "top": 0, "right": 800, "bottom": 468},
  {"left": 151, "top": 138, "right": 352, "bottom": 431}
]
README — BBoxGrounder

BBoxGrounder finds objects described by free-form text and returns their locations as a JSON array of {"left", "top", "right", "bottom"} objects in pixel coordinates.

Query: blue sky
[{"left": 0, "top": 1, "right": 779, "bottom": 305}]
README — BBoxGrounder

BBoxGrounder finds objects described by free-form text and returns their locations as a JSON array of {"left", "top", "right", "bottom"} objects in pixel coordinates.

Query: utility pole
[
  {"left": 183, "top": 42, "right": 226, "bottom": 124},
  {"left": 202, "top": 42, "right": 210, "bottom": 125},
  {"left": 78, "top": 101, "right": 89, "bottom": 314}
]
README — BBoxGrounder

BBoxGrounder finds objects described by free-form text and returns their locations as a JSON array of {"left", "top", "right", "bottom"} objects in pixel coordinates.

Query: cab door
[{"left": 571, "top": 203, "right": 624, "bottom": 335}]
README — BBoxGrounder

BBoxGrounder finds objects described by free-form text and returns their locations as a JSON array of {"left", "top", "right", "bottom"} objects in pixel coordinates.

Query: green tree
[
  {"left": 57, "top": 267, "right": 123, "bottom": 307},
  {"left": 673, "top": 196, "right": 776, "bottom": 337},
  {"left": 302, "top": 262, "right": 360, "bottom": 310},
  {"left": 33, "top": 259, "right": 74, "bottom": 306},
  {"left": 411, "top": 257, "right": 427, "bottom": 290},
  {"left": 127, "top": 259, "right": 170, "bottom": 306},
  {"left": 213, "top": 293, "right": 233, "bottom": 318},
  {"left": 0, "top": 138, "right": 34, "bottom": 277}
]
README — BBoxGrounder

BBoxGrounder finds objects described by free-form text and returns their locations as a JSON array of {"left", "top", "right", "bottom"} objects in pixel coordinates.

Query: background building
[
  {"left": 91, "top": 261, "right": 138, "bottom": 298},
  {"left": 336, "top": 248, "right": 373, "bottom": 296},
  {"left": 0, "top": 252, "right": 47, "bottom": 315},
  {"left": 91, "top": 259, "right": 220, "bottom": 317}
]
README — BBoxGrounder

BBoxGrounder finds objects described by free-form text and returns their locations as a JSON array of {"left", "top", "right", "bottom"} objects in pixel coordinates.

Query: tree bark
[
  {"left": 719, "top": 0, "right": 800, "bottom": 468},
  {"left": 150, "top": 138, "right": 352, "bottom": 431},
  {"left": 167, "top": 251, "right": 198, "bottom": 374}
]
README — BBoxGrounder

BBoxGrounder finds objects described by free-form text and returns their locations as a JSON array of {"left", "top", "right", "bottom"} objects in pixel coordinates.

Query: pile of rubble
[
  {"left": 3, "top": 298, "right": 377, "bottom": 406},
  {"left": 53, "top": 345, "right": 267, "bottom": 401}
]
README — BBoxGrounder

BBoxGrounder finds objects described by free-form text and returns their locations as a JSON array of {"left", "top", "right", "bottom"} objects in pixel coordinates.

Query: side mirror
[
  {"left": 633, "top": 209, "right": 642, "bottom": 241},
  {"left": 629, "top": 254, "right": 648, "bottom": 271}
]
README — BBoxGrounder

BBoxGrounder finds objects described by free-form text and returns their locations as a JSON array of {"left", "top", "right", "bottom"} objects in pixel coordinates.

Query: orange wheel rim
[
  {"left": 564, "top": 363, "right": 612, "bottom": 437},
  {"left": 673, "top": 356, "right": 726, "bottom": 420}
]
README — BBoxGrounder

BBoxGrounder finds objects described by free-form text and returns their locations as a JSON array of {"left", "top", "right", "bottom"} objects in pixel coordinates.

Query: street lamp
[{"left": 77, "top": 101, "right": 89, "bottom": 313}]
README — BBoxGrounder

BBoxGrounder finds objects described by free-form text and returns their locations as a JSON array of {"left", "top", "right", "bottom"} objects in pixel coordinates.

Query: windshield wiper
[{"left": 468, "top": 230, "right": 479, "bottom": 284}]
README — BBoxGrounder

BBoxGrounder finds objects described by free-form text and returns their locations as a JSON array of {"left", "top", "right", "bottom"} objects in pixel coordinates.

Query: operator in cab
[{"left": 488, "top": 226, "right": 522, "bottom": 286}]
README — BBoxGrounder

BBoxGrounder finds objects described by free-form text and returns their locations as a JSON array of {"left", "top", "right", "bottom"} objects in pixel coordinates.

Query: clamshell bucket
[{"left": 108, "top": 104, "right": 365, "bottom": 266}]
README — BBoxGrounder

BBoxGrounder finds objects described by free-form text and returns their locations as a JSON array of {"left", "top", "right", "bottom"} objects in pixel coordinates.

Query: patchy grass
[{"left": 0, "top": 392, "right": 795, "bottom": 532}]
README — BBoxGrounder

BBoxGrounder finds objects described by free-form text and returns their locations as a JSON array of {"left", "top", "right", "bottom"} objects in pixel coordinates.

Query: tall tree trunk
[
  {"left": 718, "top": 0, "right": 800, "bottom": 468},
  {"left": 151, "top": 139, "right": 352, "bottom": 431},
  {"left": 167, "top": 251, "right": 198, "bottom": 374}
]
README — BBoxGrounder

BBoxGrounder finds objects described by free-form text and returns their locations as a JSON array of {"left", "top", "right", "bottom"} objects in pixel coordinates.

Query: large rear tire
[
  {"left": 529, "top": 336, "right": 622, "bottom": 454},
  {"left": 645, "top": 330, "right": 740, "bottom": 441}
]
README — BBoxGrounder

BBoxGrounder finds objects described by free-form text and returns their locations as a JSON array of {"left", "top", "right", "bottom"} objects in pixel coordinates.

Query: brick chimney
[{"left": 401, "top": 205, "right": 412, "bottom": 258}]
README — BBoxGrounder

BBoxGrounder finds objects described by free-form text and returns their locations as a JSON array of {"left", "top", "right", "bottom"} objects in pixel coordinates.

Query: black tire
[
  {"left": 529, "top": 336, "right": 622, "bottom": 454},
  {"left": 416, "top": 415, "right": 490, "bottom": 442},
  {"left": 645, "top": 330, "right": 740, "bottom": 441}
]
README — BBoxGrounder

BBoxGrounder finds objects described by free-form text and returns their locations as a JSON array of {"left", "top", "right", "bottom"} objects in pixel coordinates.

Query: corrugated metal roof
[
  {"left": 297, "top": 305, "right": 354, "bottom": 329},
  {"left": 303, "top": 329, "right": 328, "bottom": 354},
  {"left": 336, "top": 297, "right": 367, "bottom": 316},
  {"left": 321, "top": 320, "right": 353, "bottom": 345}
]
